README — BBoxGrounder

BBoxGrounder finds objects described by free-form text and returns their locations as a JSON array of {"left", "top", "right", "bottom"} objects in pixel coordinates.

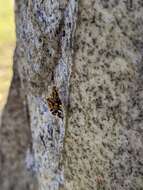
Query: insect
[{"left": 47, "top": 86, "right": 63, "bottom": 120}]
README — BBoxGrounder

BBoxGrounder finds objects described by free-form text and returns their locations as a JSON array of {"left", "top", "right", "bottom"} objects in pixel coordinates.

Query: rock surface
[{"left": 0, "top": 0, "right": 143, "bottom": 190}]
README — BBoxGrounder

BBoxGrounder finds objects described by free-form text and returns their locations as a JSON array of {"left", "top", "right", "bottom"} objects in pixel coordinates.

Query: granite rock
[{"left": 0, "top": 0, "right": 143, "bottom": 190}]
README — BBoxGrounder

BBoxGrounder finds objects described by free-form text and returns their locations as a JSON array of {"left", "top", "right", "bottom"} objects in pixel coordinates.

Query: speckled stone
[
  {"left": 0, "top": 56, "right": 38, "bottom": 190},
  {"left": 13, "top": 0, "right": 77, "bottom": 190},
  {"left": 61, "top": 1, "right": 143, "bottom": 190},
  {"left": 1, "top": 0, "right": 143, "bottom": 190}
]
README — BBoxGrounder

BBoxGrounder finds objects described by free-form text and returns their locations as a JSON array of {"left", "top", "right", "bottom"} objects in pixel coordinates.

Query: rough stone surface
[
  {"left": 0, "top": 52, "right": 37, "bottom": 190},
  {"left": 0, "top": 0, "right": 143, "bottom": 190},
  {"left": 4, "top": 0, "right": 77, "bottom": 190},
  {"left": 62, "top": 1, "right": 143, "bottom": 189}
]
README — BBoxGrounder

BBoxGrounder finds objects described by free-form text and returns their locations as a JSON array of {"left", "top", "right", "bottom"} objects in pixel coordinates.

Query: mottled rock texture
[{"left": 1, "top": 0, "right": 143, "bottom": 190}]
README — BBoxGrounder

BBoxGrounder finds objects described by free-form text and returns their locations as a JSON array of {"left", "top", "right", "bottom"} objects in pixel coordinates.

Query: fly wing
[
  {"left": 47, "top": 98, "right": 55, "bottom": 110},
  {"left": 52, "top": 86, "right": 59, "bottom": 99}
]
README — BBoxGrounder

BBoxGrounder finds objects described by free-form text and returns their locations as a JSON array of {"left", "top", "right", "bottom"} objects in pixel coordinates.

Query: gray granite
[
  {"left": 0, "top": 59, "right": 37, "bottom": 190},
  {"left": 14, "top": 0, "right": 78, "bottom": 189},
  {"left": 1, "top": 0, "right": 143, "bottom": 190},
  {"left": 61, "top": 0, "right": 143, "bottom": 189}
]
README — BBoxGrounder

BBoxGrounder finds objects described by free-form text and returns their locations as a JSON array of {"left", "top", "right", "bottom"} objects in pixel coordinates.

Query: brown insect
[{"left": 47, "top": 86, "right": 63, "bottom": 119}]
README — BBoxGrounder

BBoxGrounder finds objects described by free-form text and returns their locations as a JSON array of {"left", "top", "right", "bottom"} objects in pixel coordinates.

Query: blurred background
[{"left": 0, "top": 0, "right": 15, "bottom": 110}]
